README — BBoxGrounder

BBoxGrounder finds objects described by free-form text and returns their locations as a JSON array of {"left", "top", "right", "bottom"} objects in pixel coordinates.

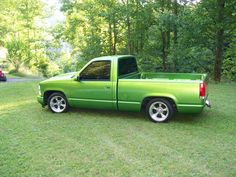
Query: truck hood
[{"left": 42, "top": 72, "right": 77, "bottom": 83}]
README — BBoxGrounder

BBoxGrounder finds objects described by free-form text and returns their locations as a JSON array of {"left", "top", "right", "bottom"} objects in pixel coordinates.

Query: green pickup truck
[{"left": 37, "top": 55, "right": 211, "bottom": 122}]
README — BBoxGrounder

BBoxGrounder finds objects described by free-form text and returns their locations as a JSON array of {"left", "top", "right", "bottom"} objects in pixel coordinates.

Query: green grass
[
  {"left": 4, "top": 73, "right": 22, "bottom": 79},
  {"left": 0, "top": 81, "right": 235, "bottom": 176}
]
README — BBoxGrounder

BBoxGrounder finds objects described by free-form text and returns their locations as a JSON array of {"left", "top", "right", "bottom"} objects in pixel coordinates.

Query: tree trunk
[
  {"left": 112, "top": 19, "right": 117, "bottom": 55},
  {"left": 15, "top": 64, "right": 20, "bottom": 72},
  {"left": 140, "top": 31, "right": 144, "bottom": 52},
  {"left": 173, "top": 0, "right": 178, "bottom": 71},
  {"left": 166, "top": 31, "right": 170, "bottom": 51},
  {"left": 161, "top": 30, "right": 167, "bottom": 71},
  {"left": 127, "top": 15, "right": 132, "bottom": 54},
  {"left": 159, "top": 1, "right": 167, "bottom": 71},
  {"left": 214, "top": 29, "right": 224, "bottom": 82},
  {"left": 214, "top": 0, "right": 225, "bottom": 82},
  {"left": 126, "top": 0, "right": 133, "bottom": 54},
  {"left": 26, "top": 1, "right": 30, "bottom": 62},
  {"left": 108, "top": 21, "right": 113, "bottom": 55}
]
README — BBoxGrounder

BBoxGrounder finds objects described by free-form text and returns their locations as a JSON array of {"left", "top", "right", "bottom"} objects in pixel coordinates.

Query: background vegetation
[{"left": 0, "top": 0, "right": 236, "bottom": 81}]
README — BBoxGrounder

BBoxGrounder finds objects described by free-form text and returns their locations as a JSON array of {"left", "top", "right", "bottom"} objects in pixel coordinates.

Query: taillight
[{"left": 200, "top": 83, "right": 206, "bottom": 98}]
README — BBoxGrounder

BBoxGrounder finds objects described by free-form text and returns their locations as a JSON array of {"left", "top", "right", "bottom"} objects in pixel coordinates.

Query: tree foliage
[
  {"left": 0, "top": 0, "right": 61, "bottom": 77},
  {"left": 60, "top": 0, "right": 236, "bottom": 81},
  {"left": 0, "top": 0, "right": 236, "bottom": 81},
  {"left": 6, "top": 39, "right": 27, "bottom": 72}
]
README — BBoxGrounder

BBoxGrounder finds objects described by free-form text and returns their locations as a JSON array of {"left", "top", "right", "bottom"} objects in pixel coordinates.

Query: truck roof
[{"left": 91, "top": 55, "right": 135, "bottom": 62}]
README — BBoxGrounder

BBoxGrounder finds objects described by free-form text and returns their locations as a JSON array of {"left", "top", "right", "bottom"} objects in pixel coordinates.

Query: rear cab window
[{"left": 118, "top": 57, "right": 138, "bottom": 78}]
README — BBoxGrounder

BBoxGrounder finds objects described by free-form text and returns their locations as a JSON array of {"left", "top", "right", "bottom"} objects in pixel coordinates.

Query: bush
[
  {"left": 46, "top": 62, "right": 61, "bottom": 77},
  {"left": 222, "top": 58, "right": 236, "bottom": 81},
  {"left": 34, "top": 56, "right": 61, "bottom": 78}
]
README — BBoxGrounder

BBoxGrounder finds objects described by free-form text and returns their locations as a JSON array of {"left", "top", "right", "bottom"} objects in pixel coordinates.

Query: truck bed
[
  {"left": 117, "top": 72, "right": 207, "bottom": 113},
  {"left": 120, "top": 72, "right": 207, "bottom": 81}
]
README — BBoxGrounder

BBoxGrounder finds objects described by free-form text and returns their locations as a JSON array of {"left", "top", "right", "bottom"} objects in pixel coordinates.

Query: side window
[{"left": 80, "top": 61, "right": 111, "bottom": 81}]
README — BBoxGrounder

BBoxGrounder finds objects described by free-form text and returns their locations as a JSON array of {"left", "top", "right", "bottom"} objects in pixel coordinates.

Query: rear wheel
[
  {"left": 146, "top": 98, "right": 174, "bottom": 123},
  {"left": 47, "top": 92, "right": 69, "bottom": 113}
]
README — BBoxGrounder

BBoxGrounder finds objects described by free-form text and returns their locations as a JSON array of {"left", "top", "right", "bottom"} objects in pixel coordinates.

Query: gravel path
[{"left": 1, "top": 78, "right": 42, "bottom": 83}]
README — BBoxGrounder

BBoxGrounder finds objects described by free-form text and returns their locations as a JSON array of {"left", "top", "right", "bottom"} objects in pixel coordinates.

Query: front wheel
[
  {"left": 47, "top": 92, "right": 69, "bottom": 113},
  {"left": 146, "top": 98, "right": 174, "bottom": 123}
]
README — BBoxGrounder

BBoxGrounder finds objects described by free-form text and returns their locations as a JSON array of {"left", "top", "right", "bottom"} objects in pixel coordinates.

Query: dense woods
[{"left": 0, "top": 0, "right": 236, "bottom": 81}]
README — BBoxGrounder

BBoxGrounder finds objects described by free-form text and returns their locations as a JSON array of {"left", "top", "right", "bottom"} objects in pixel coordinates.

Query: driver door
[{"left": 70, "top": 60, "right": 115, "bottom": 110}]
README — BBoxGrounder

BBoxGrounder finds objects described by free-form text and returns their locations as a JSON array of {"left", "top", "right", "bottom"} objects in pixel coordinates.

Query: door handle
[{"left": 105, "top": 86, "right": 111, "bottom": 89}]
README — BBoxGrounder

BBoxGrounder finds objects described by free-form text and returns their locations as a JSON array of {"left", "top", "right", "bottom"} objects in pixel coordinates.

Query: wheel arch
[
  {"left": 141, "top": 96, "right": 177, "bottom": 112},
  {"left": 43, "top": 90, "right": 66, "bottom": 105}
]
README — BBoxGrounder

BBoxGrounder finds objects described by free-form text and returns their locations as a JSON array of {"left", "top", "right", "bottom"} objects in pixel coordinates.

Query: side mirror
[{"left": 77, "top": 75, "right": 81, "bottom": 81}]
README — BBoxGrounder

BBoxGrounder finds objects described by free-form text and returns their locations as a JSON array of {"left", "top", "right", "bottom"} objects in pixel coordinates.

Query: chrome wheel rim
[
  {"left": 149, "top": 101, "right": 169, "bottom": 121},
  {"left": 50, "top": 96, "right": 66, "bottom": 113}
]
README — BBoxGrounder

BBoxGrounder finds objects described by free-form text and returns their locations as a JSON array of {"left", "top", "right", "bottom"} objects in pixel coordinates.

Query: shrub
[{"left": 222, "top": 58, "right": 236, "bottom": 81}]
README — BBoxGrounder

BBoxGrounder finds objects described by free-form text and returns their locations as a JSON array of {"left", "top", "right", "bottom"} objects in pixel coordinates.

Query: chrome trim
[
  {"left": 68, "top": 98, "right": 140, "bottom": 105},
  {"left": 118, "top": 101, "right": 140, "bottom": 105},
  {"left": 68, "top": 98, "right": 115, "bottom": 103},
  {"left": 177, "top": 104, "right": 204, "bottom": 108}
]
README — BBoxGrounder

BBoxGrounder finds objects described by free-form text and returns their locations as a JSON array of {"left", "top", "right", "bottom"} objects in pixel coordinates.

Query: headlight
[{"left": 38, "top": 85, "right": 41, "bottom": 95}]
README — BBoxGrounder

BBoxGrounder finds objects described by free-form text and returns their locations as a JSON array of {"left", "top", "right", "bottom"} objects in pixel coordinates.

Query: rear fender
[{"left": 142, "top": 93, "right": 178, "bottom": 104}]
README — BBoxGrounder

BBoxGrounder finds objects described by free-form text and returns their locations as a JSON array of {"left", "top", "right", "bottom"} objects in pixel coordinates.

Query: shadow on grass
[
  {"left": 173, "top": 112, "right": 206, "bottom": 123},
  {"left": 66, "top": 107, "right": 205, "bottom": 124},
  {"left": 69, "top": 108, "right": 147, "bottom": 122}
]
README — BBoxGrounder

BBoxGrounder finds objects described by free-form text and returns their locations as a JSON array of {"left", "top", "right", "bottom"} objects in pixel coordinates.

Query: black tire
[
  {"left": 47, "top": 92, "right": 69, "bottom": 113},
  {"left": 0, "top": 77, "right": 6, "bottom": 82},
  {"left": 146, "top": 98, "right": 175, "bottom": 123}
]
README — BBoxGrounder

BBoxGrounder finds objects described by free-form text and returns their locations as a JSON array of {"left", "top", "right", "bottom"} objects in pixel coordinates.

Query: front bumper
[{"left": 37, "top": 96, "right": 45, "bottom": 107}]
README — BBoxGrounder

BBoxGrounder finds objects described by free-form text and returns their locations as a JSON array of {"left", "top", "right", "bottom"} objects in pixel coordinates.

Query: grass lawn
[
  {"left": 0, "top": 81, "right": 235, "bottom": 176},
  {"left": 4, "top": 73, "right": 22, "bottom": 79}
]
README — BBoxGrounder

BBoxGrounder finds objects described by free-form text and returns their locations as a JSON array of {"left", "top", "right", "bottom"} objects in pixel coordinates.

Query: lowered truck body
[{"left": 38, "top": 55, "right": 210, "bottom": 122}]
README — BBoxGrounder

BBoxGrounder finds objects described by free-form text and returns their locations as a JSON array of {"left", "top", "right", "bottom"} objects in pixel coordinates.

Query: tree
[
  {"left": 200, "top": 0, "right": 236, "bottom": 81},
  {"left": 6, "top": 39, "right": 27, "bottom": 72},
  {"left": 214, "top": 0, "right": 226, "bottom": 82},
  {"left": 58, "top": 0, "right": 236, "bottom": 81},
  {"left": 0, "top": 0, "right": 54, "bottom": 75}
]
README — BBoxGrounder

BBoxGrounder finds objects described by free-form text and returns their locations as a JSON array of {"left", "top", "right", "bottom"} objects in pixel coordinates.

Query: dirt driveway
[{"left": 1, "top": 78, "right": 42, "bottom": 83}]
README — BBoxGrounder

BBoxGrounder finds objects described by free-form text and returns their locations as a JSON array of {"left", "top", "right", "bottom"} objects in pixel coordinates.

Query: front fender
[{"left": 40, "top": 84, "right": 68, "bottom": 100}]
